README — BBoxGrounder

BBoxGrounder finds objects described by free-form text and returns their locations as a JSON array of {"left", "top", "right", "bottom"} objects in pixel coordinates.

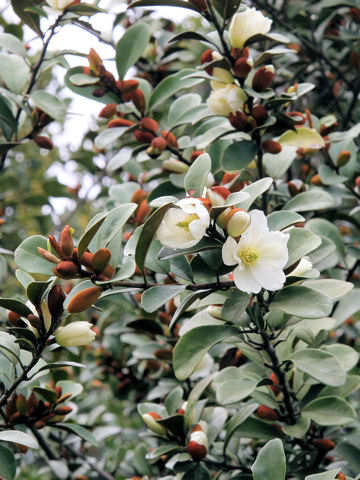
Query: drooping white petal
[
  {"left": 233, "top": 266, "right": 261, "bottom": 294},
  {"left": 222, "top": 237, "right": 239, "bottom": 265}
]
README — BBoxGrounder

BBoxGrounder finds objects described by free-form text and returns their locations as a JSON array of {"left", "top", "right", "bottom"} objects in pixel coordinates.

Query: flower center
[
  {"left": 238, "top": 246, "right": 259, "bottom": 266},
  {"left": 176, "top": 214, "right": 198, "bottom": 231}
]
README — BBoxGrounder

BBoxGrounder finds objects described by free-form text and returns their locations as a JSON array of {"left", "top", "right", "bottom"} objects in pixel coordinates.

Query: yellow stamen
[
  {"left": 238, "top": 246, "right": 259, "bottom": 266},
  {"left": 176, "top": 214, "right": 198, "bottom": 231}
]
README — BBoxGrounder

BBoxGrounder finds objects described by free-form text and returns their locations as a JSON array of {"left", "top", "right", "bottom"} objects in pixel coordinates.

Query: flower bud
[
  {"left": 151, "top": 136, "right": 167, "bottom": 152},
  {"left": 80, "top": 252, "right": 94, "bottom": 270},
  {"left": 200, "top": 49, "right": 215, "bottom": 75},
  {"left": 336, "top": 473, "right": 346, "bottom": 480},
  {"left": 107, "top": 118, "right": 134, "bottom": 128},
  {"left": 310, "top": 174, "right": 323, "bottom": 186},
  {"left": 229, "top": 8, "right": 272, "bottom": 49},
  {"left": 55, "top": 321, "right": 96, "bottom": 347},
  {"left": 134, "top": 130, "right": 154, "bottom": 144},
  {"left": 206, "top": 305, "right": 224, "bottom": 320},
  {"left": 251, "top": 105, "right": 269, "bottom": 125},
  {"left": 256, "top": 405, "right": 279, "bottom": 420},
  {"left": 252, "top": 65, "right": 274, "bottom": 92},
  {"left": 206, "top": 186, "right": 231, "bottom": 206},
  {"left": 190, "top": 150, "right": 205, "bottom": 162},
  {"left": 229, "top": 111, "right": 255, "bottom": 132},
  {"left": 163, "top": 159, "right": 189, "bottom": 173},
  {"left": 37, "top": 247, "right": 61, "bottom": 264},
  {"left": 98, "top": 103, "right": 118, "bottom": 119},
  {"left": 226, "top": 209, "right": 251, "bottom": 237},
  {"left": 54, "top": 261, "right": 80, "bottom": 279},
  {"left": 313, "top": 438, "right": 335, "bottom": 452},
  {"left": 232, "top": 47, "right": 250, "bottom": 60},
  {"left": 130, "top": 89, "right": 146, "bottom": 114},
  {"left": 27, "top": 314, "right": 41, "bottom": 330},
  {"left": 120, "top": 79, "right": 139, "bottom": 94},
  {"left": 216, "top": 207, "right": 232, "bottom": 229},
  {"left": 92, "top": 88, "right": 106, "bottom": 98},
  {"left": 187, "top": 428, "right": 208, "bottom": 461},
  {"left": 142, "top": 412, "right": 167, "bottom": 435},
  {"left": 356, "top": 176, "right": 360, "bottom": 189},
  {"left": 87, "top": 48, "right": 105, "bottom": 77},
  {"left": 141, "top": 117, "right": 159, "bottom": 135},
  {"left": 59, "top": 225, "right": 74, "bottom": 258},
  {"left": 8, "top": 311, "right": 21, "bottom": 325},
  {"left": 33, "top": 135, "right": 54, "bottom": 150},
  {"left": 188, "top": 0, "right": 207, "bottom": 11},
  {"left": 336, "top": 150, "right": 351, "bottom": 167},
  {"left": 48, "top": 285, "right": 66, "bottom": 319},
  {"left": 92, "top": 248, "right": 111, "bottom": 274},
  {"left": 54, "top": 406, "right": 73, "bottom": 415},
  {"left": 262, "top": 140, "right": 282, "bottom": 154},
  {"left": 234, "top": 57, "right": 253, "bottom": 79},
  {"left": 67, "top": 287, "right": 102, "bottom": 313},
  {"left": 162, "top": 130, "right": 178, "bottom": 148},
  {"left": 49, "top": 235, "right": 65, "bottom": 258},
  {"left": 269, "top": 373, "right": 281, "bottom": 396}
]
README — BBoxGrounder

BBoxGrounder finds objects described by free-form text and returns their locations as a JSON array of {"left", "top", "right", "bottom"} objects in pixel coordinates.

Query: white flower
[
  {"left": 157, "top": 197, "right": 210, "bottom": 249},
  {"left": 55, "top": 321, "right": 96, "bottom": 347},
  {"left": 289, "top": 258, "right": 312, "bottom": 277},
  {"left": 229, "top": 8, "right": 272, "bottom": 49},
  {"left": 222, "top": 210, "right": 289, "bottom": 294},
  {"left": 46, "top": 0, "right": 76, "bottom": 9},
  {"left": 207, "top": 84, "right": 247, "bottom": 117}
]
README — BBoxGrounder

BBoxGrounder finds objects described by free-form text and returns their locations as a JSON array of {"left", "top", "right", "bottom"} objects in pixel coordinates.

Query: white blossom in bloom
[
  {"left": 222, "top": 210, "right": 289, "bottom": 294},
  {"left": 55, "top": 321, "right": 96, "bottom": 347},
  {"left": 46, "top": 0, "right": 75, "bottom": 9},
  {"left": 207, "top": 84, "right": 247, "bottom": 117},
  {"left": 229, "top": 8, "right": 272, "bottom": 49},
  {"left": 157, "top": 197, "right": 210, "bottom": 249}
]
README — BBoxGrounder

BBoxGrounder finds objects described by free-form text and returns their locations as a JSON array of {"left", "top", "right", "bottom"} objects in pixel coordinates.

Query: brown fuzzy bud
[
  {"left": 232, "top": 46, "right": 250, "bottom": 60},
  {"left": 48, "top": 285, "right": 66, "bottom": 319},
  {"left": 336, "top": 150, "right": 351, "bottom": 168},
  {"left": 234, "top": 57, "right": 253, "bottom": 79},
  {"left": 37, "top": 247, "right": 61, "bottom": 264},
  {"left": 103, "top": 70, "right": 116, "bottom": 86},
  {"left": 92, "top": 88, "right": 107, "bottom": 98},
  {"left": 134, "top": 130, "right": 154, "bottom": 144},
  {"left": 54, "top": 406, "right": 73, "bottom": 415},
  {"left": 355, "top": 176, "right": 360, "bottom": 189},
  {"left": 320, "top": 122, "right": 338, "bottom": 137},
  {"left": 56, "top": 393, "right": 73, "bottom": 404},
  {"left": 188, "top": 0, "right": 207, "bottom": 11},
  {"left": 251, "top": 105, "right": 269, "bottom": 125},
  {"left": 313, "top": 438, "right": 335, "bottom": 452},
  {"left": 229, "top": 111, "right": 255, "bottom": 132},
  {"left": 54, "top": 261, "right": 80, "bottom": 279},
  {"left": 141, "top": 117, "right": 159, "bottom": 135},
  {"left": 99, "top": 103, "right": 118, "bottom": 119},
  {"left": 27, "top": 314, "right": 41, "bottom": 330},
  {"left": 82, "top": 67, "right": 91, "bottom": 75},
  {"left": 59, "top": 225, "right": 74, "bottom": 258},
  {"left": 336, "top": 473, "right": 346, "bottom": 480},
  {"left": 287, "top": 111, "right": 306, "bottom": 125},
  {"left": 55, "top": 386, "right": 62, "bottom": 397},
  {"left": 190, "top": 150, "right": 205, "bottom": 162},
  {"left": 67, "top": 286, "right": 102, "bottom": 313},
  {"left": 269, "top": 373, "right": 281, "bottom": 396},
  {"left": 92, "top": 248, "right": 111, "bottom": 274},
  {"left": 87, "top": 48, "right": 105, "bottom": 76},
  {"left": 120, "top": 79, "right": 139, "bottom": 94},
  {"left": 151, "top": 136, "right": 167, "bottom": 151},
  {"left": 288, "top": 182, "right": 299, "bottom": 197},
  {"left": 310, "top": 174, "right": 323, "bottom": 186},
  {"left": 256, "top": 405, "right": 279, "bottom": 420},
  {"left": 131, "top": 189, "right": 147, "bottom": 204},
  {"left": 102, "top": 264, "right": 115, "bottom": 279},
  {"left": 8, "top": 311, "right": 21, "bottom": 325},
  {"left": 79, "top": 252, "right": 94, "bottom": 270},
  {"left": 349, "top": 7, "right": 360, "bottom": 23},
  {"left": 200, "top": 49, "right": 214, "bottom": 75},
  {"left": 49, "top": 235, "right": 65, "bottom": 259},
  {"left": 252, "top": 65, "right": 274, "bottom": 92},
  {"left": 130, "top": 89, "right": 146, "bottom": 114},
  {"left": 187, "top": 441, "right": 207, "bottom": 461},
  {"left": 34, "top": 420, "right": 45, "bottom": 429},
  {"left": 107, "top": 118, "right": 135, "bottom": 128},
  {"left": 134, "top": 199, "right": 151, "bottom": 224},
  {"left": 162, "top": 130, "right": 178, "bottom": 148},
  {"left": 262, "top": 140, "right": 282, "bottom": 154},
  {"left": 33, "top": 135, "right": 54, "bottom": 150}
]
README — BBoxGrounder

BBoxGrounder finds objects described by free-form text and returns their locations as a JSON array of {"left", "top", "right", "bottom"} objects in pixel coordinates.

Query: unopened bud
[
  {"left": 59, "top": 225, "right": 74, "bottom": 258},
  {"left": 251, "top": 105, "right": 269, "bottom": 125},
  {"left": 355, "top": 176, "right": 360, "bottom": 189},
  {"left": 232, "top": 47, "right": 250, "bottom": 60},
  {"left": 151, "top": 136, "right": 167, "bottom": 152},
  {"left": 92, "top": 88, "right": 107, "bottom": 97},
  {"left": 37, "top": 247, "right": 60, "bottom": 264},
  {"left": 54, "top": 406, "right": 72, "bottom": 415},
  {"left": 162, "top": 130, "right": 178, "bottom": 148},
  {"left": 336, "top": 150, "right": 351, "bottom": 167},
  {"left": 187, "top": 430, "right": 208, "bottom": 461},
  {"left": 67, "top": 286, "right": 102, "bottom": 313},
  {"left": 336, "top": 473, "right": 346, "bottom": 480},
  {"left": 256, "top": 405, "right": 279, "bottom": 420},
  {"left": 33, "top": 135, "right": 54, "bottom": 150},
  {"left": 163, "top": 159, "right": 189, "bottom": 173},
  {"left": 226, "top": 209, "right": 251, "bottom": 237},
  {"left": 190, "top": 150, "right": 205, "bottom": 162},
  {"left": 107, "top": 118, "right": 134, "bottom": 128},
  {"left": 288, "top": 181, "right": 299, "bottom": 197},
  {"left": 262, "top": 140, "right": 282, "bottom": 154},
  {"left": 87, "top": 48, "right": 105, "bottom": 76},
  {"left": 188, "top": 0, "right": 207, "bottom": 11},
  {"left": 206, "top": 305, "right": 224, "bottom": 319},
  {"left": 130, "top": 89, "right": 146, "bottom": 114},
  {"left": 207, "top": 186, "right": 231, "bottom": 206},
  {"left": 142, "top": 412, "right": 167, "bottom": 435},
  {"left": 98, "top": 103, "right": 118, "bottom": 118},
  {"left": 49, "top": 235, "right": 65, "bottom": 259},
  {"left": 120, "top": 79, "right": 139, "bottom": 94},
  {"left": 229, "top": 111, "right": 255, "bottom": 132},
  {"left": 92, "top": 248, "right": 111, "bottom": 274},
  {"left": 80, "top": 252, "right": 94, "bottom": 270},
  {"left": 27, "top": 314, "right": 41, "bottom": 330},
  {"left": 269, "top": 373, "right": 281, "bottom": 396},
  {"left": 134, "top": 130, "right": 154, "bottom": 144},
  {"left": 313, "top": 438, "right": 335, "bottom": 452},
  {"left": 252, "top": 65, "right": 274, "bottom": 92},
  {"left": 48, "top": 285, "right": 66, "bottom": 319},
  {"left": 200, "top": 49, "right": 214, "bottom": 75},
  {"left": 54, "top": 261, "right": 79, "bottom": 279},
  {"left": 8, "top": 311, "right": 21, "bottom": 325},
  {"left": 310, "top": 174, "right": 323, "bottom": 186},
  {"left": 234, "top": 57, "right": 253, "bottom": 79}
]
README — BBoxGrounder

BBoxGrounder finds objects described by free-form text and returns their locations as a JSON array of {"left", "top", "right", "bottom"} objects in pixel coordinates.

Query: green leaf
[
  {"left": 10, "top": 0, "right": 42, "bottom": 37},
  {"left": 69, "top": 73, "right": 99, "bottom": 86},
  {"left": 35, "top": 361, "right": 85, "bottom": 375},
  {"left": 267, "top": 211, "right": 304, "bottom": 231},
  {"left": 185, "top": 374, "right": 216, "bottom": 428},
  {"left": 128, "top": 0, "right": 202, "bottom": 12},
  {"left": 142, "top": 285, "right": 186, "bottom": 313},
  {"left": 252, "top": 439, "right": 286, "bottom": 480},
  {"left": 33, "top": 387, "right": 58, "bottom": 404},
  {"left": 183, "top": 464, "right": 211, "bottom": 480},
  {"left": 77, "top": 212, "right": 108, "bottom": 259},
  {"left": 158, "top": 237, "right": 222, "bottom": 260},
  {"left": 263, "top": 146, "right": 297, "bottom": 179},
  {"left": 216, "top": 378, "right": 257, "bottom": 405},
  {"left": 221, "top": 141, "right": 258, "bottom": 171},
  {"left": 286, "top": 228, "right": 321, "bottom": 268},
  {"left": 55, "top": 423, "right": 98, "bottom": 447},
  {"left": 0, "top": 32, "right": 27, "bottom": 56},
  {"left": 173, "top": 325, "right": 238, "bottom": 380},
  {"left": 56, "top": 380, "right": 83, "bottom": 399},
  {"left": 0, "top": 430, "right": 38, "bottom": 449},
  {"left": 0, "top": 298, "right": 33, "bottom": 317},
  {"left": 336, "top": 443, "right": 360, "bottom": 472},
  {"left": 14, "top": 235, "right": 55, "bottom": 277},
  {"left": 289, "top": 349, "right": 346, "bottom": 386},
  {"left": 307, "top": 218, "right": 346, "bottom": 260},
  {"left": 135, "top": 203, "right": 173, "bottom": 272},
  {"left": 116, "top": 23, "right": 151, "bottom": 80},
  {"left": 0, "top": 332, "right": 20, "bottom": 364},
  {"left": 321, "top": 344, "right": 358, "bottom": 371},
  {"left": 283, "top": 189, "right": 334, "bottom": 212},
  {"left": 302, "top": 279, "right": 353, "bottom": 301},
  {"left": 149, "top": 69, "right": 204, "bottom": 109},
  {"left": 281, "top": 415, "right": 310, "bottom": 439},
  {"left": 0, "top": 444, "right": 16, "bottom": 480},
  {"left": 303, "top": 396, "right": 356, "bottom": 426},
  {"left": 165, "top": 386, "right": 183, "bottom": 415},
  {"left": 0, "top": 53, "right": 30, "bottom": 94},
  {"left": 65, "top": 3, "right": 104, "bottom": 14},
  {"left": 278, "top": 127, "right": 325, "bottom": 149},
  {"left": 169, "top": 290, "right": 212, "bottom": 329},
  {"left": 235, "top": 177, "right": 273, "bottom": 211},
  {"left": 224, "top": 403, "right": 259, "bottom": 453},
  {"left": 270, "top": 286, "right": 332, "bottom": 319},
  {"left": 184, "top": 153, "right": 211, "bottom": 196},
  {"left": 30, "top": 90, "right": 66, "bottom": 121},
  {"left": 27, "top": 280, "right": 52, "bottom": 306},
  {"left": 222, "top": 289, "right": 250, "bottom": 322},
  {"left": 305, "top": 469, "right": 341, "bottom": 480},
  {"left": 65, "top": 66, "right": 119, "bottom": 105},
  {"left": 0, "top": 95, "right": 17, "bottom": 141}
]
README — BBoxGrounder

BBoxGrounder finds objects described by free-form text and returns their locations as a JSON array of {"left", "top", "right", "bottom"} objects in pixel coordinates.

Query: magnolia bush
[{"left": 0, "top": 0, "right": 359, "bottom": 479}]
